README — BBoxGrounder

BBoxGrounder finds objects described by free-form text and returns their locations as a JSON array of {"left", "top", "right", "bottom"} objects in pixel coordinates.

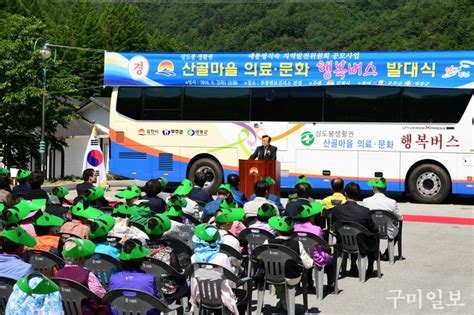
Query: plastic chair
[
  {"left": 333, "top": 221, "right": 381, "bottom": 283},
  {"left": 23, "top": 249, "right": 65, "bottom": 277},
  {"left": 0, "top": 277, "right": 16, "bottom": 314},
  {"left": 83, "top": 253, "right": 121, "bottom": 290},
  {"left": 103, "top": 289, "right": 183, "bottom": 315},
  {"left": 242, "top": 216, "right": 258, "bottom": 227},
  {"left": 251, "top": 244, "right": 308, "bottom": 315},
  {"left": 161, "top": 237, "right": 194, "bottom": 258},
  {"left": 369, "top": 210, "right": 403, "bottom": 264},
  {"left": 239, "top": 228, "right": 274, "bottom": 276},
  {"left": 52, "top": 277, "right": 104, "bottom": 315},
  {"left": 191, "top": 262, "right": 252, "bottom": 315},
  {"left": 140, "top": 257, "right": 189, "bottom": 307},
  {"left": 295, "top": 231, "right": 339, "bottom": 299},
  {"left": 220, "top": 243, "right": 244, "bottom": 277}
]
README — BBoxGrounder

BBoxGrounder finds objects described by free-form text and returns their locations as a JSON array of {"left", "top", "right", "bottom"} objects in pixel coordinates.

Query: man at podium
[{"left": 249, "top": 135, "right": 277, "bottom": 160}]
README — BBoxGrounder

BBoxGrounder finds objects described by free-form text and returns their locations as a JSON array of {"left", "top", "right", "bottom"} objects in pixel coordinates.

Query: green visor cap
[
  {"left": 219, "top": 198, "right": 236, "bottom": 209},
  {"left": 296, "top": 175, "right": 311, "bottom": 186},
  {"left": 116, "top": 185, "right": 142, "bottom": 199},
  {"left": 263, "top": 176, "right": 276, "bottom": 186},
  {"left": 2, "top": 206, "right": 30, "bottom": 224},
  {"left": 296, "top": 202, "right": 323, "bottom": 219},
  {"left": 62, "top": 238, "right": 96, "bottom": 258},
  {"left": 218, "top": 184, "right": 232, "bottom": 193},
  {"left": 89, "top": 218, "right": 112, "bottom": 239},
  {"left": 0, "top": 167, "right": 9, "bottom": 175},
  {"left": 52, "top": 186, "right": 69, "bottom": 199},
  {"left": 173, "top": 179, "right": 193, "bottom": 196},
  {"left": 84, "top": 187, "right": 105, "bottom": 202},
  {"left": 34, "top": 212, "right": 64, "bottom": 227},
  {"left": 194, "top": 223, "right": 220, "bottom": 242},
  {"left": 164, "top": 205, "right": 183, "bottom": 218},
  {"left": 215, "top": 207, "right": 245, "bottom": 223},
  {"left": 16, "top": 273, "right": 59, "bottom": 295},
  {"left": 257, "top": 203, "right": 278, "bottom": 217},
  {"left": 368, "top": 178, "right": 387, "bottom": 189},
  {"left": 145, "top": 214, "right": 172, "bottom": 235},
  {"left": 112, "top": 203, "right": 138, "bottom": 216},
  {"left": 16, "top": 169, "right": 31, "bottom": 180},
  {"left": 98, "top": 213, "right": 115, "bottom": 231},
  {"left": 1, "top": 224, "right": 37, "bottom": 247},
  {"left": 167, "top": 195, "right": 187, "bottom": 208},
  {"left": 158, "top": 177, "right": 169, "bottom": 187},
  {"left": 71, "top": 202, "right": 103, "bottom": 219},
  {"left": 269, "top": 216, "right": 294, "bottom": 233},
  {"left": 119, "top": 240, "right": 151, "bottom": 261},
  {"left": 16, "top": 199, "right": 47, "bottom": 212}
]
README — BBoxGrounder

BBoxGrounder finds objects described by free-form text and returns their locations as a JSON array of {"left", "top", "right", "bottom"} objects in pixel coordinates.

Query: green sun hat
[
  {"left": 262, "top": 176, "right": 276, "bottom": 186},
  {"left": 257, "top": 203, "right": 278, "bottom": 217},
  {"left": 218, "top": 184, "right": 232, "bottom": 194},
  {"left": 158, "top": 177, "right": 169, "bottom": 187},
  {"left": 89, "top": 218, "right": 112, "bottom": 239},
  {"left": 219, "top": 197, "right": 236, "bottom": 209},
  {"left": 2, "top": 206, "right": 30, "bottom": 224},
  {"left": 173, "top": 179, "right": 193, "bottom": 196},
  {"left": 0, "top": 167, "right": 9, "bottom": 175},
  {"left": 296, "top": 175, "right": 311, "bottom": 186},
  {"left": 16, "top": 169, "right": 32, "bottom": 180},
  {"left": 112, "top": 203, "right": 138, "bottom": 217},
  {"left": 368, "top": 178, "right": 387, "bottom": 189},
  {"left": 1, "top": 224, "right": 37, "bottom": 247},
  {"left": 116, "top": 185, "right": 142, "bottom": 199},
  {"left": 16, "top": 273, "right": 59, "bottom": 295},
  {"left": 97, "top": 213, "right": 115, "bottom": 231},
  {"left": 52, "top": 186, "right": 69, "bottom": 199},
  {"left": 167, "top": 195, "right": 188, "bottom": 208},
  {"left": 269, "top": 216, "right": 294, "bottom": 233},
  {"left": 16, "top": 199, "right": 47, "bottom": 213},
  {"left": 71, "top": 202, "right": 103, "bottom": 219},
  {"left": 34, "top": 212, "right": 64, "bottom": 227},
  {"left": 296, "top": 202, "right": 323, "bottom": 219},
  {"left": 164, "top": 205, "right": 183, "bottom": 218},
  {"left": 145, "top": 214, "right": 172, "bottom": 236},
  {"left": 215, "top": 207, "right": 245, "bottom": 224},
  {"left": 119, "top": 239, "right": 151, "bottom": 261},
  {"left": 84, "top": 187, "right": 105, "bottom": 202},
  {"left": 62, "top": 238, "right": 96, "bottom": 258},
  {"left": 193, "top": 223, "right": 221, "bottom": 242}
]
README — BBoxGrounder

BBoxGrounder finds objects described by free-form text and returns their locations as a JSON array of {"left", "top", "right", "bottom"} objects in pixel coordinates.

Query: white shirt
[{"left": 243, "top": 197, "right": 277, "bottom": 217}]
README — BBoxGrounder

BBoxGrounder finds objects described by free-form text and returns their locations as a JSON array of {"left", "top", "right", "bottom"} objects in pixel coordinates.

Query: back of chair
[
  {"left": 161, "top": 237, "right": 193, "bottom": 257},
  {"left": 251, "top": 244, "right": 302, "bottom": 284},
  {"left": 295, "top": 231, "right": 331, "bottom": 260},
  {"left": 219, "top": 243, "right": 243, "bottom": 261},
  {"left": 0, "top": 277, "right": 16, "bottom": 314},
  {"left": 243, "top": 216, "right": 258, "bottom": 227},
  {"left": 52, "top": 278, "right": 102, "bottom": 315},
  {"left": 23, "top": 250, "right": 65, "bottom": 277},
  {"left": 333, "top": 221, "right": 374, "bottom": 254},
  {"left": 239, "top": 228, "right": 274, "bottom": 254},
  {"left": 83, "top": 253, "right": 121, "bottom": 289},
  {"left": 141, "top": 257, "right": 182, "bottom": 279},
  {"left": 103, "top": 289, "right": 182, "bottom": 315},
  {"left": 369, "top": 210, "right": 399, "bottom": 238}
]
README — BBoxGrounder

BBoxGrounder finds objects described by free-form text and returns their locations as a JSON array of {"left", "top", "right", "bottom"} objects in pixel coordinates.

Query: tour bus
[{"left": 105, "top": 51, "right": 474, "bottom": 203}]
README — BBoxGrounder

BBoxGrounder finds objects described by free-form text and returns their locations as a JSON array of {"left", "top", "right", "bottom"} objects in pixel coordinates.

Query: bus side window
[
  {"left": 402, "top": 88, "right": 471, "bottom": 123},
  {"left": 143, "top": 87, "right": 182, "bottom": 120},
  {"left": 117, "top": 87, "right": 142, "bottom": 120}
]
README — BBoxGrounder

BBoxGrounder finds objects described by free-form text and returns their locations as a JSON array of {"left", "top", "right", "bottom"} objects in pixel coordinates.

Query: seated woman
[
  {"left": 33, "top": 212, "right": 64, "bottom": 254},
  {"left": 109, "top": 203, "right": 149, "bottom": 244},
  {"left": 54, "top": 238, "right": 109, "bottom": 315},
  {"left": 190, "top": 223, "right": 242, "bottom": 315},
  {"left": 145, "top": 214, "right": 189, "bottom": 298},
  {"left": 109, "top": 239, "right": 160, "bottom": 314},
  {"left": 248, "top": 203, "right": 278, "bottom": 234},
  {"left": 89, "top": 214, "right": 120, "bottom": 260}
]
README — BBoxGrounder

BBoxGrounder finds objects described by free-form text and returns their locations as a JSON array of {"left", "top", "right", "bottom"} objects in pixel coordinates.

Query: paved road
[{"left": 76, "top": 187, "right": 473, "bottom": 314}]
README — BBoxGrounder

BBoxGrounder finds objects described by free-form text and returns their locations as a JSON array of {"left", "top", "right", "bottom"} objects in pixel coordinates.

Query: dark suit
[
  {"left": 328, "top": 200, "right": 378, "bottom": 269},
  {"left": 190, "top": 187, "right": 214, "bottom": 204},
  {"left": 249, "top": 145, "right": 277, "bottom": 160}
]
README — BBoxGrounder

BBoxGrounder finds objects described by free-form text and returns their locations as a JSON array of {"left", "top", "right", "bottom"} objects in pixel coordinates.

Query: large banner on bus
[{"left": 104, "top": 51, "right": 474, "bottom": 89}]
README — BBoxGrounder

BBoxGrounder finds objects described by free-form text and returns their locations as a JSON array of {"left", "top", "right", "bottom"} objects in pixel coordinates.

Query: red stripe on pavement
[{"left": 404, "top": 214, "right": 474, "bottom": 225}]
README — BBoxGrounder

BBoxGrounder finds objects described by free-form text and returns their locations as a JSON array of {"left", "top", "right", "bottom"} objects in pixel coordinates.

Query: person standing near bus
[{"left": 249, "top": 135, "right": 277, "bottom": 160}]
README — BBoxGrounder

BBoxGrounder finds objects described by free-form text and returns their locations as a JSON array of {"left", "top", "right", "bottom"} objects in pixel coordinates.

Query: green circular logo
[{"left": 300, "top": 131, "right": 315, "bottom": 146}]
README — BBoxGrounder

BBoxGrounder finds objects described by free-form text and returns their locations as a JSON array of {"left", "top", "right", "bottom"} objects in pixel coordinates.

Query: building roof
[
  {"left": 77, "top": 97, "right": 110, "bottom": 113},
  {"left": 55, "top": 118, "right": 108, "bottom": 138}
]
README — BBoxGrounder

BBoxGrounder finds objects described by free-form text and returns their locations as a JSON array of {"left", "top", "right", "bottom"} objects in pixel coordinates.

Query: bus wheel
[
  {"left": 407, "top": 164, "right": 450, "bottom": 204},
  {"left": 188, "top": 158, "right": 223, "bottom": 194}
]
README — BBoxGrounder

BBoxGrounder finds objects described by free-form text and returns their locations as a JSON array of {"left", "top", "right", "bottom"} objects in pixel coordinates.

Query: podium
[{"left": 238, "top": 159, "right": 280, "bottom": 198}]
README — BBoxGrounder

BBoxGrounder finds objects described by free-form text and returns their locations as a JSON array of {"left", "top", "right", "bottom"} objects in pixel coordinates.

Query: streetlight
[
  {"left": 33, "top": 38, "right": 56, "bottom": 174},
  {"left": 33, "top": 38, "right": 104, "bottom": 175}
]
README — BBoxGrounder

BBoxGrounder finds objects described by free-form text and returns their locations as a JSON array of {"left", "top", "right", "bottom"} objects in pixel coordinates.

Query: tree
[{"left": 0, "top": 13, "right": 79, "bottom": 168}]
